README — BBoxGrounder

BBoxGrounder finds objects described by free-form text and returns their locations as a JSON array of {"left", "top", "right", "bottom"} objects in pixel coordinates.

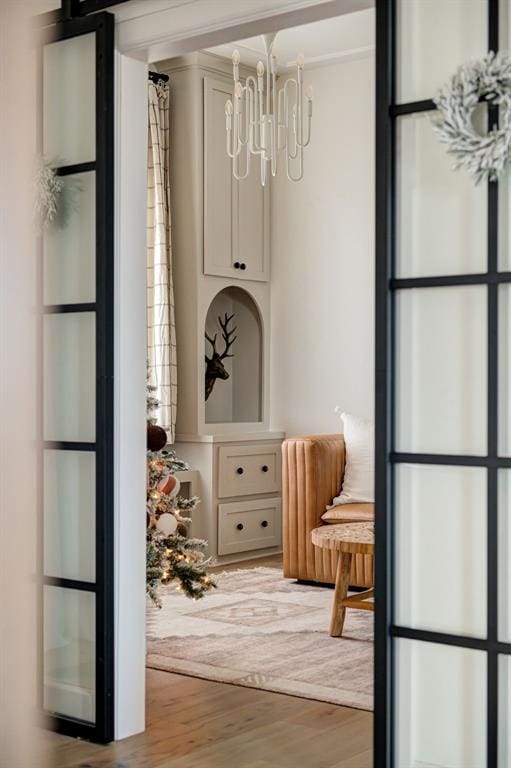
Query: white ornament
[
  {"left": 432, "top": 51, "right": 511, "bottom": 184},
  {"left": 167, "top": 476, "right": 181, "bottom": 499},
  {"left": 156, "top": 513, "right": 178, "bottom": 535},
  {"left": 158, "top": 473, "right": 181, "bottom": 499}
]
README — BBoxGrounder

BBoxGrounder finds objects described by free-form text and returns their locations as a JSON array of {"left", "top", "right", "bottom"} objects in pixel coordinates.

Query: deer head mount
[{"left": 205, "top": 312, "right": 237, "bottom": 401}]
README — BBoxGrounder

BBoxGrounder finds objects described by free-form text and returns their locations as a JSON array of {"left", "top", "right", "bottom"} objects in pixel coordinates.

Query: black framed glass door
[
  {"left": 375, "top": 0, "right": 511, "bottom": 765},
  {"left": 39, "top": 7, "right": 115, "bottom": 743}
]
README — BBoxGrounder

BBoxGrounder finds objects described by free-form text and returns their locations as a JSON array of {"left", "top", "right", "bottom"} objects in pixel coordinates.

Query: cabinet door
[
  {"left": 204, "top": 77, "right": 236, "bottom": 278},
  {"left": 238, "top": 148, "right": 270, "bottom": 281},
  {"left": 203, "top": 76, "right": 269, "bottom": 282},
  {"left": 218, "top": 497, "right": 282, "bottom": 555},
  {"left": 217, "top": 444, "right": 281, "bottom": 498}
]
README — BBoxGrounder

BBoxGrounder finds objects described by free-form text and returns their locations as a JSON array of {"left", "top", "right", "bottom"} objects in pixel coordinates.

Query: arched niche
[{"left": 204, "top": 286, "right": 263, "bottom": 425}]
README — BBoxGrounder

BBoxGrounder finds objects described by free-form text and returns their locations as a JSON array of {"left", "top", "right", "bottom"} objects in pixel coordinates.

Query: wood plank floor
[{"left": 45, "top": 555, "right": 373, "bottom": 768}]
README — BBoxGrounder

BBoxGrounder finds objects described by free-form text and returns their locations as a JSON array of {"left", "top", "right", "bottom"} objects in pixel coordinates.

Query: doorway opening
[{"left": 144, "top": 8, "right": 376, "bottom": 762}]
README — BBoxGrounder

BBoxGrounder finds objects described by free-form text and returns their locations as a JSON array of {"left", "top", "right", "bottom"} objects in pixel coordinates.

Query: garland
[
  {"left": 433, "top": 51, "right": 511, "bottom": 184},
  {"left": 35, "top": 157, "right": 63, "bottom": 228}
]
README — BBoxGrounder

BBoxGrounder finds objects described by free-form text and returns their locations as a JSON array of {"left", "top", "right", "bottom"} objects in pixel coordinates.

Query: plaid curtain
[{"left": 147, "top": 79, "right": 177, "bottom": 441}]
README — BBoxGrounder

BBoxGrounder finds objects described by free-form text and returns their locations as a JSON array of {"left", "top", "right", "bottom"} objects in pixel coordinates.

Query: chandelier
[{"left": 224, "top": 33, "right": 313, "bottom": 186}]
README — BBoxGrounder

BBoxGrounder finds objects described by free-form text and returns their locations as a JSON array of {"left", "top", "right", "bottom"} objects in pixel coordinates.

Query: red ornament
[{"left": 147, "top": 423, "right": 167, "bottom": 452}]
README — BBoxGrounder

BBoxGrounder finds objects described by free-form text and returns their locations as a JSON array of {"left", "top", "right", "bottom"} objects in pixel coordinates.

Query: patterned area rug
[{"left": 146, "top": 567, "right": 373, "bottom": 711}]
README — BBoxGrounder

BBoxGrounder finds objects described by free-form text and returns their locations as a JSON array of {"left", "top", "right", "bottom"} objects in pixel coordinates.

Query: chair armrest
[{"left": 282, "top": 434, "right": 345, "bottom": 580}]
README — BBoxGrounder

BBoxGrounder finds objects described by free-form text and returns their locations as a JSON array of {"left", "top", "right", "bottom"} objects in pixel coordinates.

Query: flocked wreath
[
  {"left": 35, "top": 156, "right": 63, "bottom": 229},
  {"left": 433, "top": 51, "right": 511, "bottom": 184}
]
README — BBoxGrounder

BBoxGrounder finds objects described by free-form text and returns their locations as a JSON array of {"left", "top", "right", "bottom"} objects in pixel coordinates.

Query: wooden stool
[{"left": 311, "top": 522, "right": 374, "bottom": 637}]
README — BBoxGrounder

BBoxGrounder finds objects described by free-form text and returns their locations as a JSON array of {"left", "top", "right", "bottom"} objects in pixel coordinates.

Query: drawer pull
[
  {"left": 261, "top": 520, "right": 269, "bottom": 528},
  {"left": 236, "top": 523, "right": 244, "bottom": 531},
  {"left": 261, "top": 465, "right": 269, "bottom": 473},
  {"left": 236, "top": 467, "right": 244, "bottom": 475}
]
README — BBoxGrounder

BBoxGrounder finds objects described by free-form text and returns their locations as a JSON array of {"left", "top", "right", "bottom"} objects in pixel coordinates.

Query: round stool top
[{"left": 311, "top": 522, "right": 374, "bottom": 555}]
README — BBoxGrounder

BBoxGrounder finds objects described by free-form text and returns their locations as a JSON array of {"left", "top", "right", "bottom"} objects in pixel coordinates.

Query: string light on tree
[{"left": 146, "top": 371, "right": 216, "bottom": 607}]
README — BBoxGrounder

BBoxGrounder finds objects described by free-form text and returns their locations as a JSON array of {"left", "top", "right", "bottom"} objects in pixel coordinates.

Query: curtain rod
[{"left": 149, "top": 70, "right": 169, "bottom": 84}]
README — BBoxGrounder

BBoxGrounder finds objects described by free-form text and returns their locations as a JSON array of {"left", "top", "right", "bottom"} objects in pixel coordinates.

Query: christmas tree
[{"left": 146, "top": 377, "right": 215, "bottom": 607}]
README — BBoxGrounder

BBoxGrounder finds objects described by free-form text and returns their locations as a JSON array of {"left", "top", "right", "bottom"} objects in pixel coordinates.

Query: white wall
[
  {"left": 270, "top": 49, "right": 375, "bottom": 437},
  {"left": 0, "top": 3, "right": 43, "bottom": 765}
]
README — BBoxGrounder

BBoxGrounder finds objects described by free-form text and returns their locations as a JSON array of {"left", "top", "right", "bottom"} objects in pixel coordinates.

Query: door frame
[
  {"left": 374, "top": 0, "right": 392, "bottom": 762},
  {"left": 41, "top": 0, "right": 393, "bottom": 752},
  {"left": 375, "top": 0, "right": 511, "bottom": 765},
  {"left": 39, "top": 8, "right": 115, "bottom": 744}
]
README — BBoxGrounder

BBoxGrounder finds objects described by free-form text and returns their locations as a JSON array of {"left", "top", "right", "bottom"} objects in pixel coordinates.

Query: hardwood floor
[
  {"left": 46, "top": 670, "right": 372, "bottom": 768},
  {"left": 45, "top": 555, "right": 373, "bottom": 768}
]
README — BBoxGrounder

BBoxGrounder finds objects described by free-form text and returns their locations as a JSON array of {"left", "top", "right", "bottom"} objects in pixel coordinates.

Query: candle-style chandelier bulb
[
  {"left": 306, "top": 85, "right": 313, "bottom": 100},
  {"left": 225, "top": 34, "right": 313, "bottom": 185}
]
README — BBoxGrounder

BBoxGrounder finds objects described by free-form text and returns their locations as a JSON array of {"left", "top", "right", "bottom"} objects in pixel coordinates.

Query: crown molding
[
  {"left": 281, "top": 44, "right": 374, "bottom": 70},
  {"left": 117, "top": 0, "right": 374, "bottom": 61},
  {"left": 157, "top": 50, "right": 257, "bottom": 79},
  {"left": 202, "top": 43, "right": 375, "bottom": 75}
]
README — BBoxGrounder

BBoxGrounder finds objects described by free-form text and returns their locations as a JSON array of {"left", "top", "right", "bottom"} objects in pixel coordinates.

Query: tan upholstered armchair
[{"left": 282, "top": 435, "right": 374, "bottom": 588}]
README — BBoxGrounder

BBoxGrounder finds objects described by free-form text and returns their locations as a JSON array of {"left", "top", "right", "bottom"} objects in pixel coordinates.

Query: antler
[
  {"left": 205, "top": 331, "right": 217, "bottom": 361},
  {"left": 218, "top": 313, "right": 237, "bottom": 359}
]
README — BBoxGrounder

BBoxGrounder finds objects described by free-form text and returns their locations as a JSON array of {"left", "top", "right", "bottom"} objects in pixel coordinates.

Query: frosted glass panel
[
  {"left": 44, "top": 450, "right": 95, "bottom": 582},
  {"left": 500, "top": 173, "right": 511, "bottom": 271},
  {"left": 499, "top": 471, "right": 511, "bottom": 642},
  {"left": 396, "top": 286, "right": 487, "bottom": 454},
  {"left": 44, "top": 586, "right": 95, "bottom": 722},
  {"left": 43, "top": 172, "right": 96, "bottom": 305},
  {"left": 500, "top": 655, "right": 511, "bottom": 768},
  {"left": 396, "top": 464, "right": 486, "bottom": 637},
  {"left": 397, "top": 0, "right": 487, "bottom": 103},
  {"left": 395, "top": 639, "right": 486, "bottom": 768},
  {"left": 500, "top": 286, "right": 511, "bottom": 456},
  {"left": 43, "top": 33, "right": 95, "bottom": 165},
  {"left": 396, "top": 112, "right": 487, "bottom": 277},
  {"left": 43, "top": 312, "right": 95, "bottom": 442}
]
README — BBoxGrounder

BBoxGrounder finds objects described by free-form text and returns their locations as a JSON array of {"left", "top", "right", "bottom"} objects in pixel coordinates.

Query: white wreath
[
  {"left": 433, "top": 51, "right": 511, "bottom": 184},
  {"left": 35, "top": 156, "right": 63, "bottom": 229}
]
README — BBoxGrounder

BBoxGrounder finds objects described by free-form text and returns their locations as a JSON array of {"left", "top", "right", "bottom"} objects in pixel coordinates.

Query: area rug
[{"left": 147, "top": 567, "right": 373, "bottom": 710}]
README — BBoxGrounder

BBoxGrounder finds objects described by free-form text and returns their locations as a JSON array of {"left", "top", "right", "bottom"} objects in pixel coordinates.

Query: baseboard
[{"left": 296, "top": 580, "right": 369, "bottom": 592}]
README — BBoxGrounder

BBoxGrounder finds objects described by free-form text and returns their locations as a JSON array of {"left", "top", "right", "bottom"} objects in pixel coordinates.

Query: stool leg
[{"left": 330, "top": 552, "right": 352, "bottom": 637}]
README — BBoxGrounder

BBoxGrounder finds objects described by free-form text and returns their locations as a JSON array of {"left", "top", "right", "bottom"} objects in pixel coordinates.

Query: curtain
[{"left": 147, "top": 79, "right": 177, "bottom": 442}]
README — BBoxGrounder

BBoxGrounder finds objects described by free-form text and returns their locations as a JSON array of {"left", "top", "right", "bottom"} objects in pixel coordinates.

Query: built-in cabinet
[
  {"left": 218, "top": 498, "right": 282, "bottom": 556},
  {"left": 175, "top": 435, "right": 284, "bottom": 562},
  {"left": 158, "top": 52, "right": 282, "bottom": 562},
  {"left": 204, "top": 76, "right": 270, "bottom": 282}
]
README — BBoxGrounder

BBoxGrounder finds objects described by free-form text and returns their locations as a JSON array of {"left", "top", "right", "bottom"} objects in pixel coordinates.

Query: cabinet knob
[
  {"left": 261, "top": 465, "right": 269, "bottom": 473},
  {"left": 236, "top": 523, "right": 244, "bottom": 531},
  {"left": 240, "top": 263, "right": 246, "bottom": 270},
  {"left": 236, "top": 467, "right": 244, "bottom": 475},
  {"left": 233, "top": 261, "right": 240, "bottom": 269},
  {"left": 261, "top": 520, "right": 269, "bottom": 528}
]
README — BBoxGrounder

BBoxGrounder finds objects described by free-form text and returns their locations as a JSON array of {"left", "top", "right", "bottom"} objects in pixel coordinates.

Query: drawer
[
  {"left": 217, "top": 444, "right": 281, "bottom": 498},
  {"left": 218, "top": 497, "right": 282, "bottom": 556}
]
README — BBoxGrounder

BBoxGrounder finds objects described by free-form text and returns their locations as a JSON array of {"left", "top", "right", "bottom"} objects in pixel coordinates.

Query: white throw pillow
[{"left": 331, "top": 411, "right": 374, "bottom": 505}]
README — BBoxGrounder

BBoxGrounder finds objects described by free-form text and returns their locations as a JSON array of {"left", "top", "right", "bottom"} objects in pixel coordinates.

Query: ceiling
[
  {"left": 31, "top": 0, "right": 194, "bottom": 18},
  {"left": 206, "top": 8, "right": 374, "bottom": 70}
]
